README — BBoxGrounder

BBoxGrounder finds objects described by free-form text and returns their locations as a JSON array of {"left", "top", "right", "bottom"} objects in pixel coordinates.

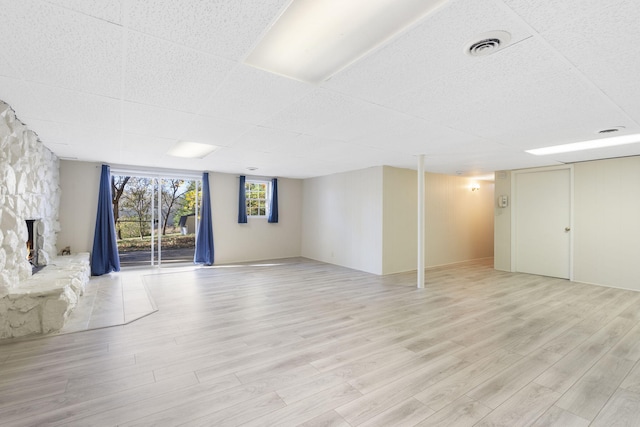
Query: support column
[{"left": 417, "top": 155, "right": 425, "bottom": 288}]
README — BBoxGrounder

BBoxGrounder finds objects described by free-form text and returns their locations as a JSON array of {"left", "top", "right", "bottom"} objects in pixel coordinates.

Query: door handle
[{"left": 565, "top": 227, "right": 571, "bottom": 232}]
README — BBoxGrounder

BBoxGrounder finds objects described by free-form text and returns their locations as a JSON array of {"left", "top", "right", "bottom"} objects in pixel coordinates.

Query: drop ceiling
[{"left": 1, "top": 0, "right": 639, "bottom": 179}]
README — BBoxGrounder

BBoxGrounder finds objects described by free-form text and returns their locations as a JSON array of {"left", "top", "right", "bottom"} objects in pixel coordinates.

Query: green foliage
[
  {"left": 117, "top": 233, "right": 195, "bottom": 252},
  {"left": 112, "top": 176, "right": 202, "bottom": 238},
  {"left": 116, "top": 217, "right": 151, "bottom": 239},
  {"left": 174, "top": 181, "right": 201, "bottom": 225},
  {"left": 245, "top": 181, "right": 267, "bottom": 216}
]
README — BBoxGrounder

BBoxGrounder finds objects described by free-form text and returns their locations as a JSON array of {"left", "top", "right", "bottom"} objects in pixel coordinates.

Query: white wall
[
  {"left": 302, "top": 166, "right": 495, "bottom": 275},
  {"left": 58, "top": 160, "right": 101, "bottom": 254},
  {"left": 573, "top": 157, "right": 640, "bottom": 290},
  {"left": 494, "top": 156, "right": 640, "bottom": 291},
  {"left": 210, "top": 172, "right": 302, "bottom": 264},
  {"left": 302, "top": 167, "right": 384, "bottom": 275}
]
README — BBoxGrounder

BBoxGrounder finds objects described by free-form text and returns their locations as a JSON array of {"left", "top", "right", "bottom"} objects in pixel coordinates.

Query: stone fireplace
[
  {"left": 1, "top": 100, "right": 90, "bottom": 339},
  {"left": 0, "top": 101, "right": 59, "bottom": 293}
]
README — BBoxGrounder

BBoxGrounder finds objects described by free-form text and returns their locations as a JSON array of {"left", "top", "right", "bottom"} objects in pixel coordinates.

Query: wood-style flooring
[{"left": 2, "top": 257, "right": 640, "bottom": 426}]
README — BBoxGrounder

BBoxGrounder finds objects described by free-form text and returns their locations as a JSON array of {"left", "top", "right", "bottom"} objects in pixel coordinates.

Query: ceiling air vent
[
  {"left": 468, "top": 38, "right": 501, "bottom": 56},
  {"left": 598, "top": 126, "right": 625, "bottom": 134},
  {"left": 465, "top": 31, "right": 511, "bottom": 57}
]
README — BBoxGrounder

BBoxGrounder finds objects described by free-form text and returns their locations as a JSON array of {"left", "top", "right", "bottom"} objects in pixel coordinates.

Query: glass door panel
[{"left": 113, "top": 173, "right": 201, "bottom": 268}]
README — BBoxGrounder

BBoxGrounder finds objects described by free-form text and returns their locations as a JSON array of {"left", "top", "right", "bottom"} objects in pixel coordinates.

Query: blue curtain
[
  {"left": 268, "top": 178, "right": 279, "bottom": 223},
  {"left": 90, "top": 165, "right": 120, "bottom": 276},
  {"left": 194, "top": 172, "right": 214, "bottom": 265},
  {"left": 238, "top": 175, "right": 247, "bottom": 223}
]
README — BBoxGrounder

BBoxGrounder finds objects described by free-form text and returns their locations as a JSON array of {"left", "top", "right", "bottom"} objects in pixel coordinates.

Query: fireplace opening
[{"left": 25, "top": 219, "right": 44, "bottom": 273}]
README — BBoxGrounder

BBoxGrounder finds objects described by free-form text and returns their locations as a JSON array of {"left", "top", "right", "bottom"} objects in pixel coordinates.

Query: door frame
[
  {"left": 110, "top": 165, "right": 202, "bottom": 268},
  {"left": 510, "top": 164, "right": 574, "bottom": 280}
]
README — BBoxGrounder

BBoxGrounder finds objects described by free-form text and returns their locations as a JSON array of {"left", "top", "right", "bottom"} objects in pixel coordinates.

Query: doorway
[
  {"left": 512, "top": 166, "right": 572, "bottom": 279},
  {"left": 111, "top": 172, "right": 202, "bottom": 268}
]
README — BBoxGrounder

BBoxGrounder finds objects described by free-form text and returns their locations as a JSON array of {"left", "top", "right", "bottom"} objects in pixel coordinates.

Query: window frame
[{"left": 245, "top": 179, "right": 270, "bottom": 219}]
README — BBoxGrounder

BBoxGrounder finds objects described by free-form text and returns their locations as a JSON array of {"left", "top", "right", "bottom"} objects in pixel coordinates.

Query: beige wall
[
  {"left": 210, "top": 172, "right": 302, "bottom": 264},
  {"left": 301, "top": 167, "right": 384, "bottom": 274},
  {"left": 424, "top": 172, "right": 495, "bottom": 268},
  {"left": 58, "top": 162, "right": 303, "bottom": 265},
  {"left": 58, "top": 160, "right": 101, "bottom": 254},
  {"left": 382, "top": 167, "right": 417, "bottom": 274},
  {"left": 573, "top": 157, "right": 640, "bottom": 290},
  {"left": 493, "top": 170, "right": 512, "bottom": 271}
]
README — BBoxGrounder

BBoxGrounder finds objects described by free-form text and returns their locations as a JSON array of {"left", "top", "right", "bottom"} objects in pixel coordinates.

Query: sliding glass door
[{"left": 111, "top": 171, "right": 201, "bottom": 268}]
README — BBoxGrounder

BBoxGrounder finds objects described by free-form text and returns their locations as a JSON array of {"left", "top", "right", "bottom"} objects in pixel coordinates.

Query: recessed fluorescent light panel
[
  {"left": 526, "top": 133, "right": 640, "bottom": 156},
  {"left": 167, "top": 141, "right": 219, "bottom": 159},
  {"left": 245, "top": 0, "right": 450, "bottom": 83}
]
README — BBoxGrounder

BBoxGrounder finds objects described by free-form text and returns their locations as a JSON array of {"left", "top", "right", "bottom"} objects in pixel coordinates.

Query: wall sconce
[{"left": 471, "top": 183, "right": 480, "bottom": 192}]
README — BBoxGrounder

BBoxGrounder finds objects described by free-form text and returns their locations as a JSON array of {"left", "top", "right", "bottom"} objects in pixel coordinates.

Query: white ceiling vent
[
  {"left": 465, "top": 31, "right": 511, "bottom": 57},
  {"left": 598, "top": 126, "right": 625, "bottom": 134}
]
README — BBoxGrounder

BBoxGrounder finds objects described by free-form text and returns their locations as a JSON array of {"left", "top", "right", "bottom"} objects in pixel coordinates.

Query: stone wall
[{"left": 0, "top": 100, "right": 60, "bottom": 297}]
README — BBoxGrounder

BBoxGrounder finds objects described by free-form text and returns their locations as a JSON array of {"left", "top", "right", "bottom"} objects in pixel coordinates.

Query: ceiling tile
[
  {"left": 310, "top": 140, "right": 416, "bottom": 169},
  {"left": 263, "top": 89, "right": 371, "bottom": 135},
  {"left": 178, "top": 114, "right": 253, "bottom": 147},
  {"left": 123, "top": 0, "right": 289, "bottom": 61},
  {"left": 274, "top": 134, "right": 346, "bottom": 157},
  {"left": 534, "top": 1, "right": 640, "bottom": 125},
  {"left": 198, "top": 64, "right": 314, "bottom": 125},
  {"left": 27, "top": 83, "right": 121, "bottom": 130},
  {"left": 308, "top": 105, "right": 413, "bottom": 142},
  {"left": 122, "top": 102, "right": 198, "bottom": 140},
  {"left": 231, "top": 126, "right": 301, "bottom": 153},
  {"left": 0, "top": 76, "right": 51, "bottom": 120},
  {"left": 353, "top": 117, "right": 487, "bottom": 156},
  {"left": 44, "top": 0, "right": 123, "bottom": 24},
  {"left": 120, "top": 133, "right": 175, "bottom": 153},
  {"left": 202, "top": 146, "right": 279, "bottom": 176},
  {"left": 123, "top": 31, "right": 235, "bottom": 112},
  {"left": 32, "top": 122, "right": 122, "bottom": 162},
  {"left": 0, "top": 52, "right": 20, "bottom": 80},
  {"left": 17, "top": 116, "right": 64, "bottom": 149},
  {"left": 502, "top": 0, "right": 629, "bottom": 34},
  {"left": 0, "top": 0, "right": 123, "bottom": 97}
]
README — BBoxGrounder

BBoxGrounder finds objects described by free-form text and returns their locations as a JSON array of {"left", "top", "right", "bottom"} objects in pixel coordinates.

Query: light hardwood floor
[{"left": 2, "top": 257, "right": 640, "bottom": 426}]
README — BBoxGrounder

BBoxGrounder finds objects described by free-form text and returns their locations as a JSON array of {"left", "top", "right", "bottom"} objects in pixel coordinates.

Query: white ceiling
[{"left": 1, "top": 0, "right": 640, "bottom": 179}]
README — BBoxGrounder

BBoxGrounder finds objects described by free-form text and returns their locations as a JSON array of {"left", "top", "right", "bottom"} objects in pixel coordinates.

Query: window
[{"left": 245, "top": 180, "right": 269, "bottom": 217}]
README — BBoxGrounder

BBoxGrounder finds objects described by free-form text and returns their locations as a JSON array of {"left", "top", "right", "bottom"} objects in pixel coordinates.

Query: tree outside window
[{"left": 245, "top": 181, "right": 269, "bottom": 217}]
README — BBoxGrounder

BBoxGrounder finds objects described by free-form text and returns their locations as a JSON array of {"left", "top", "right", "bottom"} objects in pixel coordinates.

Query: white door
[{"left": 514, "top": 168, "right": 571, "bottom": 279}]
